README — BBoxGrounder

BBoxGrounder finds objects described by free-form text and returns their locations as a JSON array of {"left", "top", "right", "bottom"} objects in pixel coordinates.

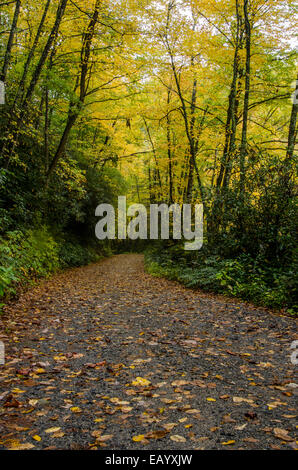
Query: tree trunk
[
  {"left": 20, "top": 0, "right": 68, "bottom": 117},
  {"left": 186, "top": 75, "right": 197, "bottom": 202},
  {"left": 167, "top": 89, "right": 174, "bottom": 204},
  {"left": 44, "top": 85, "right": 49, "bottom": 172},
  {"left": 1, "top": 0, "right": 68, "bottom": 165},
  {"left": 0, "top": 0, "right": 21, "bottom": 82},
  {"left": 216, "top": 0, "right": 242, "bottom": 190},
  {"left": 143, "top": 118, "right": 162, "bottom": 199},
  {"left": 279, "top": 75, "right": 298, "bottom": 195},
  {"left": 239, "top": 0, "right": 251, "bottom": 194},
  {"left": 286, "top": 76, "right": 298, "bottom": 162},
  {"left": 46, "top": 0, "right": 100, "bottom": 178},
  {"left": 12, "top": 0, "right": 51, "bottom": 109}
]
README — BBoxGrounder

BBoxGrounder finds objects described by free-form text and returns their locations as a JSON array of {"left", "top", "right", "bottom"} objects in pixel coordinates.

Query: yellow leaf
[
  {"left": 222, "top": 440, "right": 235, "bottom": 445},
  {"left": 33, "top": 435, "right": 41, "bottom": 441},
  {"left": 71, "top": 407, "right": 82, "bottom": 413},
  {"left": 131, "top": 377, "right": 151, "bottom": 387},
  {"left": 22, "top": 408, "right": 34, "bottom": 414},
  {"left": 45, "top": 427, "right": 61, "bottom": 434},
  {"left": 207, "top": 398, "right": 216, "bottom": 402},
  {"left": 132, "top": 435, "right": 145, "bottom": 442},
  {"left": 7, "top": 441, "right": 35, "bottom": 450}
]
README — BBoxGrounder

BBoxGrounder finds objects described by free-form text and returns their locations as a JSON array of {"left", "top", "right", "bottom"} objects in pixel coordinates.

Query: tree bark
[
  {"left": 167, "top": 88, "right": 174, "bottom": 204},
  {"left": 0, "top": 0, "right": 21, "bottom": 82},
  {"left": 164, "top": 2, "right": 204, "bottom": 203},
  {"left": 12, "top": 0, "right": 51, "bottom": 109},
  {"left": 20, "top": 0, "right": 68, "bottom": 117},
  {"left": 279, "top": 75, "right": 298, "bottom": 195},
  {"left": 286, "top": 76, "right": 298, "bottom": 162},
  {"left": 186, "top": 75, "right": 197, "bottom": 202},
  {"left": 239, "top": 0, "right": 251, "bottom": 194},
  {"left": 216, "top": 0, "right": 242, "bottom": 190},
  {"left": 1, "top": 0, "right": 67, "bottom": 165},
  {"left": 46, "top": 0, "right": 100, "bottom": 178},
  {"left": 143, "top": 118, "right": 162, "bottom": 200}
]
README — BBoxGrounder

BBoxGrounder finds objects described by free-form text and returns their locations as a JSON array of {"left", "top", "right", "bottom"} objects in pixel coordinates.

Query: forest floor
[{"left": 0, "top": 254, "right": 297, "bottom": 450}]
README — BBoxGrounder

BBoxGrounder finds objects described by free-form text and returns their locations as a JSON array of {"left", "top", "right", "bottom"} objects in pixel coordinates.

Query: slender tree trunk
[
  {"left": 46, "top": 0, "right": 100, "bottom": 178},
  {"left": 270, "top": 76, "right": 297, "bottom": 257},
  {"left": 0, "top": 0, "right": 21, "bottom": 82},
  {"left": 210, "top": 0, "right": 243, "bottom": 243},
  {"left": 148, "top": 164, "right": 153, "bottom": 204},
  {"left": 1, "top": 0, "right": 68, "bottom": 165},
  {"left": 279, "top": 75, "right": 298, "bottom": 195},
  {"left": 286, "top": 76, "right": 298, "bottom": 162},
  {"left": 44, "top": 85, "right": 49, "bottom": 171},
  {"left": 239, "top": 0, "right": 251, "bottom": 194},
  {"left": 12, "top": 0, "right": 51, "bottom": 109},
  {"left": 143, "top": 118, "right": 162, "bottom": 198},
  {"left": 167, "top": 89, "right": 174, "bottom": 204},
  {"left": 164, "top": 2, "right": 204, "bottom": 203},
  {"left": 186, "top": 73, "right": 197, "bottom": 202},
  {"left": 216, "top": 0, "right": 242, "bottom": 190},
  {"left": 134, "top": 174, "right": 141, "bottom": 203},
  {"left": 20, "top": 0, "right": 68, "bottom": 117}
]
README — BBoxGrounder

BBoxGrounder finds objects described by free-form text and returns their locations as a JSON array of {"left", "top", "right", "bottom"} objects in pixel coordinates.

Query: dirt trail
[{"left": 0, "top": 254, "right": 297, "bottom": 450}]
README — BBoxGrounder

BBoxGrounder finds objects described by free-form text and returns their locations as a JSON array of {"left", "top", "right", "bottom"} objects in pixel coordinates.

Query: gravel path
[{"left": 0, "top": 254, "right": 297, "bottom": 450}]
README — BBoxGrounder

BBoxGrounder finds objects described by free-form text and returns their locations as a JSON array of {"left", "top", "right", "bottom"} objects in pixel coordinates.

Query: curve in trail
[{"left": 0, "top": 254, "right": 297, "bottom": 450}]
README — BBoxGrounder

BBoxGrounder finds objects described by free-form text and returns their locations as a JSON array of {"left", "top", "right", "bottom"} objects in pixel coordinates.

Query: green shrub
[
  {"left": 0, "top": 227, "right": 109, "bottom": 301},
  {"left": 5, "top": 228, "right": 60, "bottom": 279},
  {"left": 145, "top": 245, "right": 297, "bottom": 313},
  {"left": 0, "top": 245, "right": 19, "bottom": 298}
]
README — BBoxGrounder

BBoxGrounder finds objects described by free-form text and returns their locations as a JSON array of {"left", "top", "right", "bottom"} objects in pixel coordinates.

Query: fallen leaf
[
  {"left": 222, "top": 440, "right": 235, "bottom": 445},
  {"left": 132, "top": 435, "right": 146, "bottom": 442},
  {"left": 273, "top": 428, "right": 293, "bottom": 442},
  {"left": 131, "top": 377, "right": 151, "bottom": 387},
  {"left": 170, "top": 435, "right": 186, "bottom": 443},
  {"left": 45, "top": 427, "right": 61, "bottom": 434},
  {"left": 70, "top": 407, "right": 82, "bottom": 413}
]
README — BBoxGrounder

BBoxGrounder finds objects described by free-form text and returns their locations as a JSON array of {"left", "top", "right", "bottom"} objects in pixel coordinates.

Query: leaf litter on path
[{"left": 0, "top": 255, "right": 297, "bottom": 450}]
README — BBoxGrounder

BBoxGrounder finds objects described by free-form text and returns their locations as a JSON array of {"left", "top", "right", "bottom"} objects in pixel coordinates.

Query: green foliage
[
  {"left": 8, "top": 228, "right": 60, "bottom": 277},
  {"left": 0, "top": 227, "right": 107, "bottom": 300},
  {"left": 0, "top": 245, "right": 18, "bottom": 298},
  {"left": 58, "top": 237, "right": 112, "bottom": 268},
  {"left": 145, "top": 245, "right": 298, "bottom": 313}
]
